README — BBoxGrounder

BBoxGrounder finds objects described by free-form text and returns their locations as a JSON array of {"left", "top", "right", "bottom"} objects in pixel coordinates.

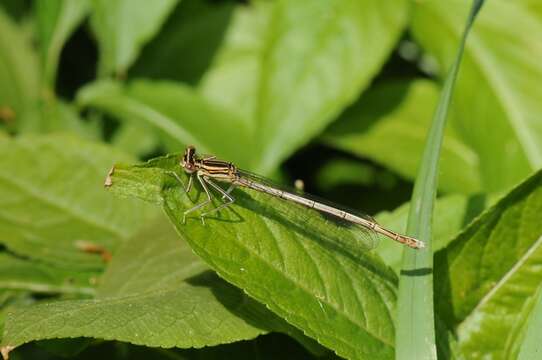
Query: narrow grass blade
[{"left": 395, "top": 1, "right": 485, "bottom": 359}]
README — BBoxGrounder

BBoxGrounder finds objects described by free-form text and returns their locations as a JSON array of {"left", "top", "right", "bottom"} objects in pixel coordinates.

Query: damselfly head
[{"left": 182, "top": 146, "right": 198, "bottom": 173}]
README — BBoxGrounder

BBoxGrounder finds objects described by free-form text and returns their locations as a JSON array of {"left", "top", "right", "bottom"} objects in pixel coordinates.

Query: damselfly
[{"left": 167, "top": 146, "right": 424, "bottom": 249}]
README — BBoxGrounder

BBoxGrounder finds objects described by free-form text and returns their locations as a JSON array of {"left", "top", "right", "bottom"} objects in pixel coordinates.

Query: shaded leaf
[
  {"left": 0, "top": 253, "right": 96, "bottom": 296},
  {"left": 90, "top": 0, "right": 179, "bottom": 76},
  {"left": 103, "top": 154, "right": 399, "bottom": 360},
  {"left": 0, "top": 133, "right": 157, "bottom": 270},
  {"left": 77, "top": 80, "right": 253, "bottom": 167},
  {"left": 18, "top": 99, "right": 100, "bottom": 140},
  {"left": 323, "top": 80, "right": 481, "bottom": 194},
  {"left": 36, "top": 0, "right": 90, "bottom": 88},
  {"left": 411, "top": 0, "right": 542, "bottom": 192},
  {"left": 131, "top": 0, "right": 235, "bottom": 85},
  {"left": 435, "top": 170, "right": 542, "bottom": 359},
  {"left": 201, "top": 0, "right": 409, "bottom": 174}
]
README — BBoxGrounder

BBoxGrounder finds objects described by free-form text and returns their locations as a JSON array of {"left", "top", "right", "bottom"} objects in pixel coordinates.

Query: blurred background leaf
[
  {"left": 0, "top": 7, "right": 40, "bottom": 133},
  {"left": 324, "top": 80, "right": 481, "bottom": 194},
  {"left": 90, "top": 0, "right": 179, "bottom": 77},
  {"left": 130, "top": 0, "right": 235, "bottom": 85},
  {"left": 0, "top": 133, "right": 156, "bottom": 270},
  {"left": 200, "top": 0, "right": 409, "bottom": 174},
  {"left": 412, "top": 0, "right": 542, "bottom": 193},
  {"left": 35, "top": 0, "right": 90, "bottom": 89}
]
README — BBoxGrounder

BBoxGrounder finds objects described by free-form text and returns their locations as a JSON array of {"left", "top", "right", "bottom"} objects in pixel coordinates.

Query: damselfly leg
[
  {"left": 200, "top": 177, "right": 235, "bottom": 220},
  {"left": 181, "top": 173, "right": 235, "bottom": 224},
  {"left": 165, "top": 170, "right": 193, "bottom": 193}
]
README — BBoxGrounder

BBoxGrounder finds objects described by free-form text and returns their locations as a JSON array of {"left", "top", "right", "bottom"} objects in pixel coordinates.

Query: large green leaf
[
  {"left": 0, "top": 253, "right": 96, "bottom": 296},
  {"left": 0, "top": 7, "right": 39, "bottom": 130},
  {"left": 323, "top": 80, "right": 481, "bottom": 194},
  {"left": 200, "top": 0, "right": 408, "bottom": 174},
  {"left": 0, "top": 216, "right": 305, "bottom": 357},
  {"left": 35, "top": 0, "right": 90, "bottom": 88},
  {"left": 130, "top": 0, "right": 235, "bottom": 85},
  {"left": 411, "top": 0, "right": 542, "bottom": 193},
  {"left": 435, "top": 170, "right": 542, "bottom": 359},
  {"left": 101, "top": 154, "right": 399, "bottom": 360},
  {"left": 77, "top": 80, "right": 253, "bottom": 167},
  {"left": 0, "top": 133, "right": 156, "bottom": 270},
  {"left": 90, "top": 0, "right": 178, "bottom": 76}
]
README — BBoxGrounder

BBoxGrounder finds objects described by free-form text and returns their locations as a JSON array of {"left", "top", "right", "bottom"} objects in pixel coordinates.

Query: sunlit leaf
[
  {"left": 396, "top": 1, "right": 483, "bottom": 358},
  {"left": 201, "top": 0, "right": 409, "bottom": 174},
  {"left": 100, "top": 154, "right": 399, "bottom": 360},
  {"left": 435, "top": 170, "right": 542, "bottom": 359}
]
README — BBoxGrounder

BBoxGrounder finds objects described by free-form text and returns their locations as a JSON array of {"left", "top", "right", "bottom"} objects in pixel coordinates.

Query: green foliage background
[{"left": 0, "top": 0, "right": 541, "bottom": 359}]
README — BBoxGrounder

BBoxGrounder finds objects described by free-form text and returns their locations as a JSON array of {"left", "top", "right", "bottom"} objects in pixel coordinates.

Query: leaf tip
[
  {"left": 104, "top": 165, "right": 115, "bottom": 187},
  {"left": 1, "top": 345, "right": 15, "bottom": 360}
]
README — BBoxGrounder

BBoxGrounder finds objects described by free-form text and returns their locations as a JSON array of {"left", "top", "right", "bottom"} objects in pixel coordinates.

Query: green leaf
[
  {"left": 77, "top": 80, "right": 253, "bottom": 167},
  {"left": 0, "top": 253, "right": 96, "bottom": 296},
  {"left": 0, "top": 7, "right": 40, "bottom": 129},
  {"left": 103, "top": 154, "right": 399, "bottom": 360},
  {"left": 0, "top": 133, "right": 157, "bottom": 270},
  {"left": 435, "top": 170, "right": 542, "bottom": 359},
  {"left": 200, "top": 0, "right": 408, "bottom": 174},
  {"left": 36, "top": 0, "right": 90, "bottom": 88},
  {"left": 411, "top": 0, "right": 542, "bottom": 193},
  {"left": 518, "top": 288, "right": 542, "bottom": 360},
  {"left": 0, "top": 216, "right": 290, "bottom": 354},
  {"left": 131, "top": 0, "right": 235, "bottom": 85},
  {"left": 18, "top": 99, "right": 101, "bottom": 140},
  {"left": 395, "top": 1, "right": 484, "bottom": 359},
  {"left": 0, "top": 290, "right": 33, "bottom": 344},
  {"left": 323, "top": 80, "right": 481, "bottom": 194},
  {"left": 375, "top": 193, "right": 487, "bottom": 272},
  {"left": 111, "top": 123, "right": 160, "bottom": 158},
  {"left": 90, "top": 0, "right": 179, "bottom": 76}
]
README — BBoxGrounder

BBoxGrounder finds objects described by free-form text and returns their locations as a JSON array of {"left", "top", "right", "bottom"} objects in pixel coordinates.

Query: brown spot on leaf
[
  {"left": 75, "top": 240, "right": 112, "bottom": 263},
  {"left": 104, "top": 166, "right": 115, "bottom": 187},
  {"left": 0, "top": 107, "right": 15, "bottom": 123}
]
